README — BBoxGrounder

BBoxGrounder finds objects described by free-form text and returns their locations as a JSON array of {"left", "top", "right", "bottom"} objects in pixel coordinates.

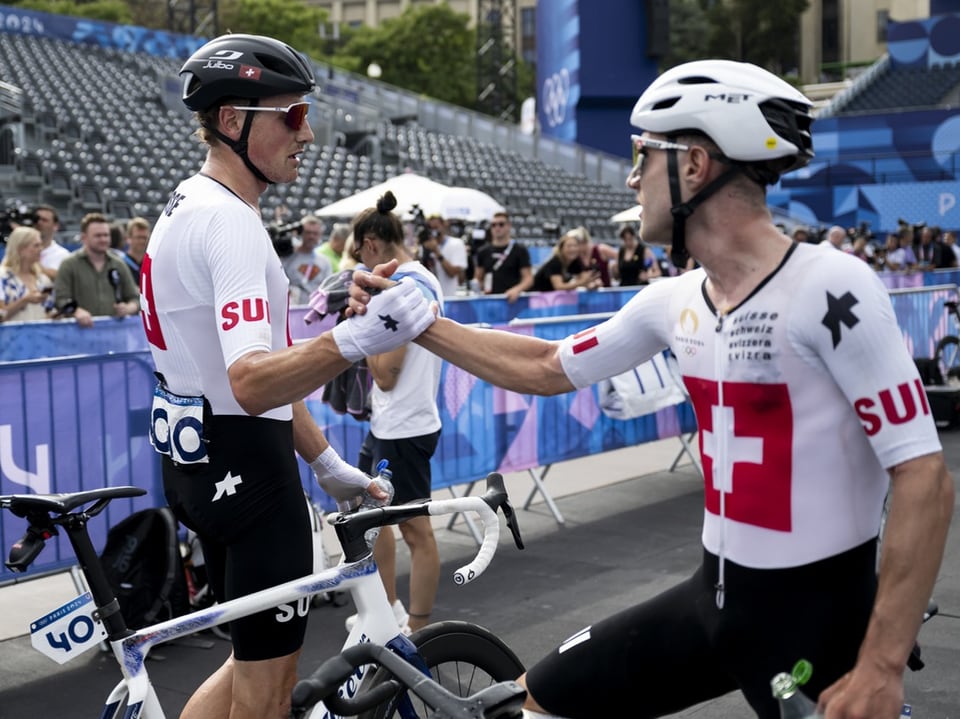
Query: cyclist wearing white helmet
[
  {"left": 143, "top": 33, "right": 435, "bottom": 719},
  {"left": 353, "top": 60, "right": 953, "bottom": 719}
]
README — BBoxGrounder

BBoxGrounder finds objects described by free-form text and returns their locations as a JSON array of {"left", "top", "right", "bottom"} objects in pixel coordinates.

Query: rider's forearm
[
  {"left": 292, "top": 400, "right": 330, "bottom": 461},
  {"left": 857, "top": 453, "right": 953, "bottom": 672},
  {"left": 228, "top": 333, "right": 352, "bottom": 416},
  {"left": 415, "top": 318, "right": 574, "bottom": 396}
]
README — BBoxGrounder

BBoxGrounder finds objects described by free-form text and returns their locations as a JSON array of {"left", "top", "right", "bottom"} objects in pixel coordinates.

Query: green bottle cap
[{"left": 792, "top": 659, "right": 813, "bottom": 687}]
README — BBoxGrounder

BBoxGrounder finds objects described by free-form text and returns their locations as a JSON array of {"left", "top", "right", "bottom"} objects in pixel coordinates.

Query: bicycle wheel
[
  {"left": 935, "top": 335, "right": 960, "bottom": 382},
  {"left": 361, "top": 620, "right": 525, "bottom": 719}
]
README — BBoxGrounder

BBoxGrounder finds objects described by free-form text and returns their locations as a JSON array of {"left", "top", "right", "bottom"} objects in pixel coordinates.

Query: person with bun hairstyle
[
  {"left": 143, "top": 35, "right": 435, "bottom": 719},
  {"left": 342, "top": 191, "right": 444, "bottom": 637},
  {"left": 351, "top": 60, "right": 953, "bottom": 719}
]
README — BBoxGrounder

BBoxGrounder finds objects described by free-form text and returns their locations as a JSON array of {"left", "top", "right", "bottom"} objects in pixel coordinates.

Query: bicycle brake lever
[
  {"left": 481, "top": 473, "right": 525, "bottom": 551},
  {"left": 501, "top": 500, "right": 524, "bottom": 551}
]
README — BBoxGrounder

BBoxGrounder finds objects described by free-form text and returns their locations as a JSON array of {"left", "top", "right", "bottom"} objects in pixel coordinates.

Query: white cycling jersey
[
  {"left": 141, "top": 173, "right": 292, "bottom": 421},
  {"left": 559, "top": 241, "right": 941, "bottom": 570}
]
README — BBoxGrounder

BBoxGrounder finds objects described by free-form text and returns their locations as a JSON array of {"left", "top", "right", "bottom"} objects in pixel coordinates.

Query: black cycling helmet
[{"left": 180, "top": 33, "right": 315, "bottom": 112}]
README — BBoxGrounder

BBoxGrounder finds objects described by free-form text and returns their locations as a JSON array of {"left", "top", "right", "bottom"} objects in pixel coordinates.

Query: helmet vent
[
  {"left": 652, "top": 98, "right": 680, "bottom": 110},
  {"left": 677, "top": 76, "right": 717, "bottom": 85}
]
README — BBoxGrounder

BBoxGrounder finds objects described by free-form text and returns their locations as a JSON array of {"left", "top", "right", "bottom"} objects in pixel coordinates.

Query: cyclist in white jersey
[
  {"left": 141, "top": 34, "right": 435, "bottom": 719},
  {"left": 351, "top": 61, "right": 955, "bottom": 719}
]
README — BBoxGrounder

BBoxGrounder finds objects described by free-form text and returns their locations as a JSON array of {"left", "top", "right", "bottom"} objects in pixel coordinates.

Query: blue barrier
[
  {"left": 0, "top": 352, "right": 163, "bottom": 580},
  {"left": 1, "top": 288, "right": 642, "bottom": 362},
  {"left": 1, "top": 282, "right": 954, "bottom": 582}
]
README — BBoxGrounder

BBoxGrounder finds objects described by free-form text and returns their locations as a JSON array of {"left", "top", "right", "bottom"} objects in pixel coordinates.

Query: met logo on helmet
[{"left": 704, "top": 93, "right": 752, "bottom": 103}]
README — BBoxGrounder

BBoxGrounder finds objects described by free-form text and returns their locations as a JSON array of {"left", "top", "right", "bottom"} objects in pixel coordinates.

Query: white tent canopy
[
  {"left": 314, "top": 173, "right": 450, "bottom": 219},
  {"left": 420, "top": 186, "right": 505, "bottom": 223},
  {"left": 609, "top": 205, "right": 643, "bottom": 223}
]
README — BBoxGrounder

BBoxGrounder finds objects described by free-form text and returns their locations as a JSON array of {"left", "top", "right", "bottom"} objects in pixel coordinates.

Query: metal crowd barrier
[{"left": 2, "top": 283, "right": 955, "bottom": 581}]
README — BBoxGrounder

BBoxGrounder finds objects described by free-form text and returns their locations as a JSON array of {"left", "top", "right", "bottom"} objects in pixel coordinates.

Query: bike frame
[
  {"left": 101, "top": 556, "right": 412, "bottom": 719},
  {"left": 3, "top": 486, "right": 512, "bottom": 719}
]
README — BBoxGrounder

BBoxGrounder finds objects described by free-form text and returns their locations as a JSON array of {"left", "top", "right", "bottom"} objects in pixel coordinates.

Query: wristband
[{"left": 309, "top": 446, "right": 371, "bottom": 501}]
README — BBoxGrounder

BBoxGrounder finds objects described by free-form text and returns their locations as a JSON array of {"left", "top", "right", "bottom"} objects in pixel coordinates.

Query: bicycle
[
  {"left": 933, "top": 298, "right": 960, "bottom": 384},
  {"left": 2, "top": 472, "right": 526, "bottom": 719},
  {"left": 292, "top": 641, "right": 526, "bottom": 719}
]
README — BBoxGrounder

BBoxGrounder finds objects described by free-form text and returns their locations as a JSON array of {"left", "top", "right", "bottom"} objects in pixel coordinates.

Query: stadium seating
[
  {"left": 826, "top": 60, "right": 960, "bottom": 115},
  {"left": 0, "top": 32, "right": 635, "bottom": 242}
]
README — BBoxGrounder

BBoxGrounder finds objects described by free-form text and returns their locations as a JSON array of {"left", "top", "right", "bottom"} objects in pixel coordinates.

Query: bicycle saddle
[{"left": 0, "top": 487, "right": 146, "bottom": 516}]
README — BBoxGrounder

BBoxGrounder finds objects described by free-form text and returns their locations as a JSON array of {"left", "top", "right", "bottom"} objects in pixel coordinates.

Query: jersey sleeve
[
  {"left": 558, "top": 279, "right": 673, "bottom": 388},
  {"left": 792, "top": 253, "right": 941, "bottom": 468},
  {"left": 203, "top": 212, "right": 276, "bottom": 369}
]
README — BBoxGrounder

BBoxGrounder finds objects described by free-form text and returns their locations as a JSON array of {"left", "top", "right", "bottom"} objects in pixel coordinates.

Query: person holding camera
[
  {"left": 420, "top": 212, "right": 467, "bottom": 297},
  {"left": 53, "top": 212, "right": 139, "bottom": 328},
  {"left": 0, "top": 226, "right": 55, "bottom": 322}
]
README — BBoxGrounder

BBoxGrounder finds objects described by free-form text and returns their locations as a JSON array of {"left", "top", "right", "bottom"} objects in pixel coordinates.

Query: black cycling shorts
[
  {"left": 358, "top": 429, "right": 440, "bottom": 505},
  {"left": 163, "top": 415, "right": 312, "bottom": 661},
  {"left": 525, "top": 540, "right": 878, "bottom": 719}
]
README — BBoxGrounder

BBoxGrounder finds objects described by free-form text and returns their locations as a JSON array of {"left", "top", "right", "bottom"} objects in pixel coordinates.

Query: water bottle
[
  {"left": 336, "top": 460, "right": 395, "bottom": 548},
  {"left": 771, "top": 660, "right": 820, "bottom": 719},
  {"left": 772, "top": 661, "right": 913, "bottom": 719}
]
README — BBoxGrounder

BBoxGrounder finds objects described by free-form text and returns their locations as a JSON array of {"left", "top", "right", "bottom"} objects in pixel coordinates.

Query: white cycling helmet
[
  {"left": 630, "top": 59, "right": 814, "bottom": 174},
  {"left": 627, "top": 60, "right": 815, "bottom": 268}
]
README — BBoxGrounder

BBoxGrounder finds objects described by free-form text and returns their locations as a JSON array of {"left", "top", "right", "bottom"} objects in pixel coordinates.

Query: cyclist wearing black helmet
[
  {"left": 354, "top": 60, "right": 954, "bottom": 719},
  {"left": 142, "top": 34, "right": 435, "bottom": 719}
]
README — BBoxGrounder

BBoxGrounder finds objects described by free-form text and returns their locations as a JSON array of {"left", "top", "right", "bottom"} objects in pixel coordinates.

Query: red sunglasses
[{"left": 230, "top": 102, "right": 310, "bottom": 130}]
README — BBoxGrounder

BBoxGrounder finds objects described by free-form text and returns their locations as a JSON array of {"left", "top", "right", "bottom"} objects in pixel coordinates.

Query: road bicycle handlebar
[
  {"left": 332, "top": 472, "right": 524, "bottom": 571},
  {"left": 291, "top": 641, "right": 526, "bottom": 719}
]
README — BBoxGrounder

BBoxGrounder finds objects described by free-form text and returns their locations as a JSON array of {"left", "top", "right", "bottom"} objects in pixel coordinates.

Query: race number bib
[
  {"left": 31, "top": 592, "right": 107, "bottom": 665},
  {"left": 150, "top": 385, "right": 209, "bottom": 464}
]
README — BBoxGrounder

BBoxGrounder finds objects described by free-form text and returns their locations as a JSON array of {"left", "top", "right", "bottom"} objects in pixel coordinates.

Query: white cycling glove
[
  {"left": 332, "top": 277, "right": 436, "bottom": 362},
  {"left": 309, "top": 446, "right": 370, "bottom": 502}
]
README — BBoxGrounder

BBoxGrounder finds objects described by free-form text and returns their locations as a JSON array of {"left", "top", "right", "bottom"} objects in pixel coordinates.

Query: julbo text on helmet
[
  {"left": 180, "top": 33, "right": 315, "bottom": 112},
  {"left": 629, "top": 59, "right": 814, "bottom": 175}
]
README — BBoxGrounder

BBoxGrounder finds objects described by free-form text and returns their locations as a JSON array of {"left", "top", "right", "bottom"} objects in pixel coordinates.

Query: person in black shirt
[
  {"left": 613, "top": 224, "right": 662, "bottom": 286},
  {"left": 474, "top": 212, "right": 533, "bottom": 302}
]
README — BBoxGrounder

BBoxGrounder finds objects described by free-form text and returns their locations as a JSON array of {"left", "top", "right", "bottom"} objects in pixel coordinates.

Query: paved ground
[{"left": 0, "top": 434, "right": 957, "bottom": 718}]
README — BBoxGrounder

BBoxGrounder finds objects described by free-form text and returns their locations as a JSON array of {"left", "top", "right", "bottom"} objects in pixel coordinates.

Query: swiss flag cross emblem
[
  {"left": 684, "top": 376, "right": 794, "bottom": 532},
  {"left": 239, "top": 65, "right": 261, "bottom": 80}
]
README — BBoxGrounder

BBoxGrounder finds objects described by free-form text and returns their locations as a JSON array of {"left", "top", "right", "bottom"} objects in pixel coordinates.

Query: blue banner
[
  {"left": 771, "top": 109, "right": 960, "bottom": 234},
  {"left": 536, "top": 0, "right": 580, "bottom": 142},
  {"left": 887, "top": 13, "right": 960, "bottom": 68},
  {"left": 0, "top": 4, "right": 204, "bottom": 57}
]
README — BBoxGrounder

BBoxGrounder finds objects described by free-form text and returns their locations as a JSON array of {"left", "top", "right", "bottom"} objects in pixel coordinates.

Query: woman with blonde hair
[
  {"left": 0, "top": 226, "right": 55, "bottom": 322},
  {"left": 571, "top": 225, "right": 617, "bottom": 287},
  {"left": 532, "top": 231, "right": 603, "bottom": 291}
]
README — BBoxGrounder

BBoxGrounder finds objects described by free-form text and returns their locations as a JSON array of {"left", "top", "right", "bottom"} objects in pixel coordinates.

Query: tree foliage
[
  {"left": 331, "top": 4, "right": 477, "bottom": 110},
  {"left": 701, "top": 0, "right": 809, "bottom": 75},
  {"left": 218, "top": 0, "right": 327, "bottom": 58},
  {"left": 6, "top": 0, "right": 133, "bottom": 23}
]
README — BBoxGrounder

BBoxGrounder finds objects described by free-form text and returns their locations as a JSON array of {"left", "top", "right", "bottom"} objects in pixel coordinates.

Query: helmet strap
[
  {"left": 209, "top": 99, "right": 274, "bottom": 185},
  {"left": 666, "top": 143, "right": 740, "bottom": 268}
]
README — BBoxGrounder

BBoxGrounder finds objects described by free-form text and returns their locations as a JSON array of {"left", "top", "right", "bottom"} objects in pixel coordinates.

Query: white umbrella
[
  {"left": 609, "top": 204, "right": 643, "bottom": 223},
  {"left": 314, "top": 173, "right": 450, "bottom": 219},
  {"left": 421, "top": 186, "right": 505, "bottom": 222}
]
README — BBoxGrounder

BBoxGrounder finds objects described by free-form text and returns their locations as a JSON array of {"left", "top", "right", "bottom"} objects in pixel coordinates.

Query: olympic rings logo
[{"left": 541, "top": 69, "right": 570, "bottom": 128}]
